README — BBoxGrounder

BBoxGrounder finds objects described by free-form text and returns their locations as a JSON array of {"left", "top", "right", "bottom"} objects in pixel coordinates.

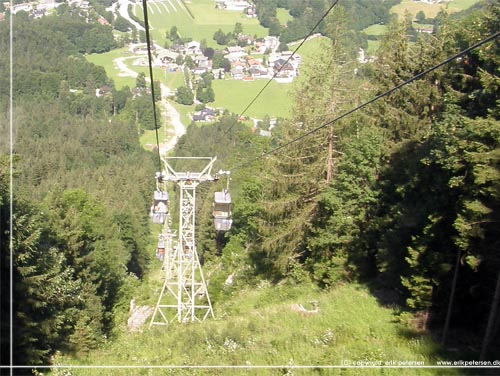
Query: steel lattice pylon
[{"left": 150, "top": 157, "right": 218, "bottom": 326}]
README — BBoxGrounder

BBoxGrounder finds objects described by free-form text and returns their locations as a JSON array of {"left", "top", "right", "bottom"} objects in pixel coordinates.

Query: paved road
[{"left": 115, "top": 0, "right": 145, "bottom": 31}]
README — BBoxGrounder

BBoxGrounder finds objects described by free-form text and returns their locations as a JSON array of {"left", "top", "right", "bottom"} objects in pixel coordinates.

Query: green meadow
[
  {"left": 363, "top": 24, "right": 386, "bottom": 37},
  {"left": 86, "top": 48, "right": 137, "bottom": 89},
  {"left": 211, "top": 78, "right": 294, "bottom": 119},
  {"left": 50, "top": 282, "right": 461, "bottom": 375},
  {"left": 276, "top": 7, "right": 293, "bottom": 25},
  {"left": 391, "top": 0, "right": 481, "bottom": 18},
  {"left": 132, "top": 0, "right": 268, "bottom": 48}
]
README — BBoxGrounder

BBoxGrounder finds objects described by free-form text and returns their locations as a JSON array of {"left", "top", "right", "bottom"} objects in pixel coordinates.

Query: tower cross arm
[{"left": 159, "top": 157, "right": 219, "bottom": 182}]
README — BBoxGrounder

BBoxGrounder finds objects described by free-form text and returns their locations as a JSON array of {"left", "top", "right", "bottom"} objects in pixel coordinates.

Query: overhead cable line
[
  {"left": 230, "top": 30, "right": 500, "bottom": 172},
  {"left": 224, "top": 0, "right": 342, "bottom": 135},
  {"left": 142, "top": 0, "right": 163, "bottom": 170}
]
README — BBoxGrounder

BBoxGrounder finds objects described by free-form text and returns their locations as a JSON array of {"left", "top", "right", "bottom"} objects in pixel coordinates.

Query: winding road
[{"left": 113, "top": 56, "right": 186, "bottom": 154}]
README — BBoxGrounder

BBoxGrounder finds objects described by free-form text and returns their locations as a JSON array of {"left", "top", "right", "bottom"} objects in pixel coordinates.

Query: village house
[
  {"left": 246, "top": 4, "right": 256, "bottom": 17},
  {"left": 253, "top": 36, "right": 280, "bottom": 54},
  {"left": 264, "top": 36, "right": 280, "bottom": 53},
  {"left": 249, "top": 65, "right": 270, "bottom": 79},
  {"left": 10, "top": 3, "right": 32, "bottom": 14},
  {"left": 238, "top": 34, "right": 255, "bottom": 46},
  {"left": 192, "top": 66, "right": 208, "bottom": 75},
  {"left": 67, "top": 0, "right": 89, "bottom": 9},
  {"left": 192, "top": 108, "right": 217, "bottom": 122},
  {"left": 186, "top": 41, "right": 202, "bottom": 56},
  {"left": 157, "top": 49, "right": 179, "bottom": 65},
  {"left": 129, "top": 43, "right": 152, "bottom": 55},
  {"left": 280, "top": 51, "right": 301, "bottom": 67},
  {"left": 273, "top": 59, "right": 297, "bottom": 78},
  {"left": 216, "top": 0, "right": 251, "bottom": 11},
  {"left": 95, "top": 85, "right": 112, "bottom": 97},
  {"left": 230, "top": 65, "right": 245, "bottom": 80},
  {"left": 98, "top": 16, "right": 110, "bottom": 26},
  {"left": 212, "top": 68, "right": 225, "bottom": 79},
  {"left": 224, "top": 46, "right": 247, "bottom": 61},
  {"left": 194, "top": 55, "right": 210, "bottom": 69}
]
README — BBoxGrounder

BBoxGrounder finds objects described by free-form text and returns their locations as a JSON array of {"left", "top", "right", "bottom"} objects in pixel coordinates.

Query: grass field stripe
[
  {"left": 151, "top": 1, "right": 162, "bottom": 15},
  {"left": 175, "top": 0, "right": 190, "bottom": 16},
  {"left": 166, "top": 0, "right": 178, "bottom": 12},
  {"left": 159, "top": 0, "right": 170, "bottom": 14},
  {"left": 149, "top": 4, "right": 155, "bottom": 15}
]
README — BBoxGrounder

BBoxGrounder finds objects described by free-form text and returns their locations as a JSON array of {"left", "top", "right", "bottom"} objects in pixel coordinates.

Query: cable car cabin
[
  {"left": 156, "top": 234, "right": 166, "bottom": 261},
  {"left": 213, "top": 190, "right": 232, "bottom": 231},
  {"left": 151, "top": 190, "right": 169, "bottom": 224}
]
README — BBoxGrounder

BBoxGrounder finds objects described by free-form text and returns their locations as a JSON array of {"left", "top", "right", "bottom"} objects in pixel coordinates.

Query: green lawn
[
  {"left": 276, "top": 8, "right": 293, "bottom": 25},
  {"left": 363, "top": 24, "right": 387, "bottom": 36},
  {"left": 86, "top": 48, "right": 137, "bottom": 89},
  {"left": 450, "top": 0, "right": 482, "bottom": 10},
  {"left": 290, "top": 35, "right": 328, "bottom": 58},
  {"left": 87, "top": 49, "right": 182, "bottom": 90},
  {"left": 140, "top": 127, "right": 165, "bottom": 150},
  {"left": 171, "top": 102, "right": 195, "bottom": 126},
  {"left": 391, "top": 0, "right": 481, "bottom": 19},
  {"left": 86, "top": 5, "right": 340, "bottom": 122},
  {"left": 366, "top": 40, "right": 381, "bottom": 55},
  {"left": 133, "top": 0, "right": 268, "bottom": 49},
  {"left": 163, "top": 71, "right": 185, "bottom": 90},
  {"left": 212, "top": 78, "right": 294, "bottom": 119}
]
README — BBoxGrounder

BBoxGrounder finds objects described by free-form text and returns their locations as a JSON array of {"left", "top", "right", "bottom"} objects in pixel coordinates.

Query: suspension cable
[
  {"left": 142, "top": 0, "right": 163, "bottom": 170},
  {"left": 229, "top": 30, "right": 500, "bottom": 172}
]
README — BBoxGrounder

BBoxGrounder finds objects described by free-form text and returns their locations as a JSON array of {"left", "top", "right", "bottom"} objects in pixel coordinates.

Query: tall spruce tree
[{"left": 253, "top": 9, "right": 365, "bottom": 277}]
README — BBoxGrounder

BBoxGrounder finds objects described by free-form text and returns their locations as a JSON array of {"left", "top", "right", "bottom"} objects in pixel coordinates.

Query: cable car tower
[{"left": 150, "top": 157, "right": 223, "bottom": 326}]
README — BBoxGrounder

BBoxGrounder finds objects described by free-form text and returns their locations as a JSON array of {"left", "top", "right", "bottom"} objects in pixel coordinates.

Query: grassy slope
[
  {"left": 87, "top": 42, "right": 324, "bottom": 120},
  {"left": 363, "top": 0, "right": 481, "bottom": 55},
  {"left": 133, "top": 0, "right": 268, "bottom": 48},
  {"left": 86, "top": 48, "right": 136, "bottom": 89},
  {"left": 391, "top": 0, "right": 481, "bottom": 19},
  {"left": 211, "top": 79, "right": 293, "bottom": 119},
  {"left": 276, "top": 8, "right": 293, "bottom": 25},
  {"left": 72, "top": 3, "right": 491, "bottom": 374},
  {"left": 211, "top": 35, "right": 335, "bottom": 119},
  {"left": 51, "top": 282, "right": 460, "bottom": 375}
]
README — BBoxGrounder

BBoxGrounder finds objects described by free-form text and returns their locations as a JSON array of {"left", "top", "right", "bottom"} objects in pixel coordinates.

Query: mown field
[
  {"left": 391, "top": 0, "right": 481, "bottom": 19},
  {"left": 211, "top": 78, "right": 293, "bottom": 119},
  {"left": 87, "top": 35, "right": 328, "bottom": 120},
  {"left": 49, "top": 282, "right": 464, "bottom": 375},
  {"left": 132, "top": 0, "right": 268, "bottom": 48},
  {"left": 86, "top": 48, "right": 137, "bottom": 89},
  {"left": 363, "top": 0, "right": 481, "bottom": 54}
]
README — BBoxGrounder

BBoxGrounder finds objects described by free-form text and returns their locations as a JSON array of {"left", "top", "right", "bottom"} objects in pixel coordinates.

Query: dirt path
[
  {"left": 159, "top": 84, "right": 186, "bottom": 155},
  {"left": 113, "top": 56, "right": 186, "bottom": 155}
]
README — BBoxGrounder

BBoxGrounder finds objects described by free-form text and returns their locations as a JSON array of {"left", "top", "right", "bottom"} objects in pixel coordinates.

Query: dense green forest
[
  {"left": 179, "top": 0, "right": 500, "bottom": 362},
  {"left": 0, "top": 7, "right": 159, "bottom": 368},
  {"left": 253, "top": 0, "right": 401, "bottom": 45},
  {"left": 1, "top": 0, "right": 499, "bottom": 372}
]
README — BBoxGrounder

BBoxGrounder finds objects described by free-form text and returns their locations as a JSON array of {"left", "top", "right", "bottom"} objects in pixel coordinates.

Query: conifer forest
[{"left": 0, "top": 0, "right": 499, "bottom": 374}]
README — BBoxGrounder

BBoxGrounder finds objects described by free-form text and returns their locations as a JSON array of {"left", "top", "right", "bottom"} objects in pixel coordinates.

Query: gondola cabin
[
  {"left": 156, "top": 234, "right": 166, "bottom": 261},
  {"left": 212, "top": 190, "right": 232, "bottom": 231},
  {"left": 151, "top": 190, "right": 169, "bottom": 224}
]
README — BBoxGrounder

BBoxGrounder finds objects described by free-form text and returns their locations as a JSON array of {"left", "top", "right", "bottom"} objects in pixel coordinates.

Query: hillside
[
  {"left": 1, "top": 0, "right": 499, "bottom": 374},
  {"left": 51, "top": 283, "right": 463, "bottom": 375}
]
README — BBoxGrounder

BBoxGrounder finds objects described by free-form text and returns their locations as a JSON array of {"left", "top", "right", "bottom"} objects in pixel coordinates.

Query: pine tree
[{"left": 254, "top": 9, "right": 365, "bottom": 277}]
